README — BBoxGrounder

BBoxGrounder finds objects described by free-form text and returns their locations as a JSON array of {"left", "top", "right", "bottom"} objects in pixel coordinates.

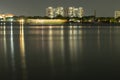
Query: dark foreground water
[{"left": 0, "top": 24, "right": 120, "bottom": 80}]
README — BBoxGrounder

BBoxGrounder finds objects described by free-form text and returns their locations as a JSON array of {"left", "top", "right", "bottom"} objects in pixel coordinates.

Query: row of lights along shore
[{"left": 0, "top": 14, "right": 24, "bottom": 25}]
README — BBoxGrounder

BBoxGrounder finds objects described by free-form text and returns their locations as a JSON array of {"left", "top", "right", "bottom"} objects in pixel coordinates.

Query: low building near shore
[{"left": 26, "top": 19, "right": 67, "bottom": 25}]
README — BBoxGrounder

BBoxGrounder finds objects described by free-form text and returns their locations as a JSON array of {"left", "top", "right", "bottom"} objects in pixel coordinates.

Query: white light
[{"left": 10, "top": 18, "right": 13, "bottom": 22}]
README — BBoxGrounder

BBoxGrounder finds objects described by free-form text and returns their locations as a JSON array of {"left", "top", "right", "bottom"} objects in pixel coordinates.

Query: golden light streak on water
[
  {"left": 20, "top": 23, "right": 27, "bottom": 80},
  {"left": 60, "top": 26, "right": 65, "bottom": 66},
  {"left": 48, "top": 26, "right": 55, "bottom": 74}
]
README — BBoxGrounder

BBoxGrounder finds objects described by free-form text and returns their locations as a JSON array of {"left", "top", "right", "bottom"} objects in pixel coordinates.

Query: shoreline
[
  {"left": 66, "top": 22, "right": 120, "bottom": 26},
  {"left": 1, "top": 21, "right": 120, "bottom": 26}
]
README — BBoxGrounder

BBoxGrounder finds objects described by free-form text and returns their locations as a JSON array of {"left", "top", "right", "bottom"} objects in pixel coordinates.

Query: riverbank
[
  {"left": 64, "top": 22, "right": 120, "bottom": 26},
  {"left": 26, "top": 19, "right": 67, "bottom": 25},
  {"left": 1, "top": 21, "right": 120, "bottom": 26}
]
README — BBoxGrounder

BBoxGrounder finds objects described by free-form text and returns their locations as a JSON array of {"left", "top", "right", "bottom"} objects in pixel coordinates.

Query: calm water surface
[{"left": 0, "top": 24, "right": 120, "bottom": 80}]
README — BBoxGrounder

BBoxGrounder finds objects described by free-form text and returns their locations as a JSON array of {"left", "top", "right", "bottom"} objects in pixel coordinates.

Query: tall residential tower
[
  {"left": 46, "top": 7, "right": 54, "bottom": 18},
  {"left": 115, "top": 11, "right": 120, "bottom": 18},
  {"left": 46, "top": 7, "right": 84, "bottom": 18}
]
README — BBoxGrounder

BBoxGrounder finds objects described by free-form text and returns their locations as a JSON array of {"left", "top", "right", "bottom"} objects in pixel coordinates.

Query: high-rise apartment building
[
  {"left": 68, "top": 7, "right": 84, "bottom": 18},
  {"left": 46, "top": 7, "right": 64, "bottom": 18},
  {"left": 46, "top": 7, "right": 84, "bottom": 18},
  {"left": 55, "top": 7, "right": 64, "bottom": 17},
  {"left": 46, "top": 7, "right": 54, "bottom": 18},
  {"left": 77, "top": 7, "right": 84, "bottom": 18},
  {"left": 115, "top": 11, "right": 120, "bottom": 18},
  {"left": 68, "top": 7, "right": 77, "bottom": 17}
]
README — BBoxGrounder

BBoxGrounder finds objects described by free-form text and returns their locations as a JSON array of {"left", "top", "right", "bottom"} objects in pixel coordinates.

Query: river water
[{"left": 0, "top": 24, "right": 120, "bottom": 80}]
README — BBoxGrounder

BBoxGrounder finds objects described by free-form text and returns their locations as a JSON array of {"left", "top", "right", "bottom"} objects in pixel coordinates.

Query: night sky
[{"left": 0, "top": 0, "right": 120, "bottom": 17}]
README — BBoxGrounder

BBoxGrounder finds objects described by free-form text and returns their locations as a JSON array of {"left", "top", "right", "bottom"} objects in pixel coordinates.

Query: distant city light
[
  {"left": 46, "top": 7, "right": 84, "bottom": 18},
  {"left": 10, "top": 18, "right": 13, "bottom": 22},
  {"left": 19, "top": 19, "right": 25, "bottom": 24}
]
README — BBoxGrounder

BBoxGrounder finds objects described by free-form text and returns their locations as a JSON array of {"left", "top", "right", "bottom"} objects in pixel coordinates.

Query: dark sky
[{"left": 0, "top": 0, "right": 119, "bottom": 17}]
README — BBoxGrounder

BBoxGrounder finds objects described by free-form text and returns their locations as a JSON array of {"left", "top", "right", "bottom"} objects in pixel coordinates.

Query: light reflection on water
[
  {"left": 0, "top": 24, "right": 120, "bottom": 79},
  {"left": 10, "top": 24, "right": 16, "bottom": 80},
  {"left": 20, "top": 24, "right": 27, "bottom": 80}
]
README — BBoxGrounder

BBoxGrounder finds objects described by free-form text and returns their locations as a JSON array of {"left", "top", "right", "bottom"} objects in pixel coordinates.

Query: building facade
[
  {"left": 46, "top": 7, "right": 55, "bottom": 18},
  {"left": 67, "top": 7, "right": 84, "bottom": 18},
  {"left": 55, "top": 7, "right": 64, "bottom": 17},
  {"left": 77, "top": 7, "right": 84, "bottom": 18},
  {"left": 46, "top": 7, "right": 84, "bottom": 18},
  {"left": 115, "top": 11, "right": 120, "bottom": 18},
  {"left": 46, "top": 7, "right": 64, "bottom": 18},
  {"left": 67, "top": 7, "right": 77, "bottom": 17}
]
